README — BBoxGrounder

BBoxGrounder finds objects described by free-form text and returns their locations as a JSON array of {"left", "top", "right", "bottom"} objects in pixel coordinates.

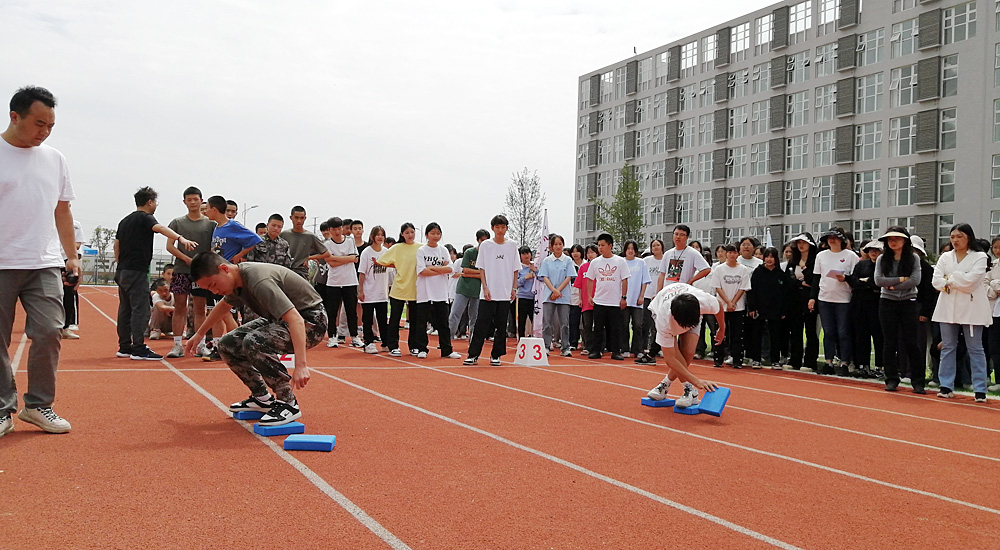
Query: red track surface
[{"left": 3, "top": 286, "right": 999, "bottom": 549}]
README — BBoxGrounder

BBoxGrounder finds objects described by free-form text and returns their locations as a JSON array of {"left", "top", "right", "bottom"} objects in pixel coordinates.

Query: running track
[{"left": 3, "top": 286, "right": 999, "bottom": 549}]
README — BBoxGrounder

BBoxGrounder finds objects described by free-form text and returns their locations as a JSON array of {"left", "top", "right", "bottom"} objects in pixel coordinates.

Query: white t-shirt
[
  {"left": 625, "top": 257, "right": 651, "bottom": 307},
  {"left": 325, "top": 237, "right": 359, "bottom": 287},
  {"left": 737, "top": 256, "right": 763, "bottom": 270},
  {"left": 710, "top": 262, "right": 752, "bottom": 311},
  {"left": 660, "top": 246, "right": 709, "bottom": 285},
  {"left": 584, "top": 254, "right": 631, "bottom": 307},
  {"left": 357, "top": 246, "right": 389, "bottom": 303},
  {"left": 416, "top": 244, "right": 453, "bottom": 303},
  {"left": 643, "top": 256, "right": 663, "bottom": 299},
  {"left": 814, "top": 249, "right": 859, "bottom": 303},
  {"left": 0, "top": 140, "right": 76, "bottom": 269},
  {"left": 692, "top": 264, "right": 717, "bottom": 296},
  {"left": 448, "top": 258, "right": 462, "bottom": 302},
  {"left": 650, "top": 283, "right": 721, "bottom": 348},
  {"left": 477, "top": 239, "right": 520, "bottom": 301},
  {"left": 152, "top": 291, "right": 175, "bottom": 309}
]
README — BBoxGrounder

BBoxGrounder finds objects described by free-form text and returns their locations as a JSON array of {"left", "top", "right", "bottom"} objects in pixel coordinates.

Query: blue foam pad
[
  {"left": 284, "top": 434, "right": 337, "bottom": 452},
  {"left": 697, "top": 387, "right": 731, "bottom": 417},
  {"left": 253, "top": 421, "right": 305, "bottom": 436},
  {"left": 232, "top": 411, "right": 264, "bottom": 420},
  {"left": 641, "top": 397, "right": 676, "bottom": 407},
  {"left": 673, "top": 404, "right": 701, "bottom": 415}
]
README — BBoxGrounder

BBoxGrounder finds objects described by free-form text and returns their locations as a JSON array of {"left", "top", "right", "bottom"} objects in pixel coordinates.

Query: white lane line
[
  {"left": 312, "top": 369, "right": 806, "bottom": 550},
  {"left": 10, "top": 333, "right": 27, "bottom": 375},
  {"left": 342, "top": 350, "right": 1000, "bottom": 517},
  {"left": 527, "top": 366, "right": 1000, "bottom": 463},
  {"left": 80, "top": 293, "right": 412, "bottom": 550}
]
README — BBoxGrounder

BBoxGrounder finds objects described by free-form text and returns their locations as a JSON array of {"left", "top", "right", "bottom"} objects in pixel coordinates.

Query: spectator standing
[
  {"left": 848, "top": 240, "right": 884, "bottom": 377},
  {"left": 539, "top": 235, "right": 576, "bottom": 356},
  {"left": 874, "top": 227, "right": 924, "bottom": 393},
  {"left": 785, "top": 234, "right": 819, "bottom": 371},
  {"left": 636, "top": 239, "right": 664, "bottom": 364},
  {"left": 463, "top": 215, "right": 520, "bottom": 366},
  {"left": 747, "top": 247, "right": 791, "bottom": 368},
  {"left": 358, "top": 226, "right": 390, "bottom": 354},
  {"left": 621, "top": 240, "right": 650, "bottom": 358},
  {"left": 584, "top": 233, "right": 630, "bottom": 361},
  {"left": 449, "top": 230, "right": 489, "bottom": 342},
  {"left": 282, "top": 206, "right": 330, "bottom": 280},
  {"left": 811, "top": 230, "right": 859, "bottom": 376}
]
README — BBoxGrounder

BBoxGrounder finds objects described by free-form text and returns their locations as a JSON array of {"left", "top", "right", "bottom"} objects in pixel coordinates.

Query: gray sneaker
[
  {"left": 0, "top": 413, "right": 13, "bottom": 438},
  {"left": 166, "top": 342, "right": 184, "bottom": 358},
  {"left": 18, "top": 407, "right": 71, "bottom": 433}
]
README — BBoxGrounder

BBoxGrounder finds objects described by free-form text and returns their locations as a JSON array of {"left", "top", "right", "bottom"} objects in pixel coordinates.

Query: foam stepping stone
[
  {"left": 253, "top": 421, "right": 305, "bottom": 436},
  {"left": 641, "top": 397, "right": 676, "bottom": 407},
  {"left": 697, "top": 387, "right": 731, "bottom": 417},
  {"left": 232, "top": 411, "right": 264, "bottom": 420},
  {"left": 673, "top": 404, "right": 701, "bottom": 415},
  {"left": 284, "top": 434, "right": 337, "bottom": 452}
]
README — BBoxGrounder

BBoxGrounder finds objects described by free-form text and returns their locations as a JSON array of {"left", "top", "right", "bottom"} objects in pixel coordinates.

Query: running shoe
[
  {"left": 131, "top": 346, "right": 163, "bottom": 361},
  {"left": 646, "top": 379, "right": 671, "bottom": 401},
  {"left": 166, "top": 343, "right": 184, "bottom": 358},
  {"left": 463, "top": 356, "right": 479, "bottom": 365},
  {"left": 18, "top": 407, "right": 71, "bottom": 433},
  {"left": 417, "top": 351, "right": 428, "bottom": 359},
  {"left": 675, "top": 383, "right": 701, "bottom": 408},
  {"left": 0, "top": 413, "right": 13, "bottom": 438},
  {"left": 257, "top": 401, "right": 301, "bottom": 426},
  {"left": 445, "top": 352, "right": 463, "bottom": 359},
  {"left": 326, "top": 337, "right": 339, "bottom": 348},
  {"left": 975, "top": 393, "right": 987, "bottom": 403},
  {"left": 490, "top": 357, "right": 501, "bottom": 366},
  {"left": 364, "top": 343, "right": 378, "bottom": 354},
  {"left": 229, "top": 394, "right": 274, "bottom": 412}
]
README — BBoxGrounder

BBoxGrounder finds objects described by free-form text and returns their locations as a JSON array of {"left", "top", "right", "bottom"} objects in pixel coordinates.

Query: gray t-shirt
[
  {"left": 224, "top": 263, "right": 323, "bottom": 320},
  {"left": 281, "top": 229, "right": 327, "bottom": 276},
  {"left": 167, "top": 215, "right": 217, "bottom": 274}
]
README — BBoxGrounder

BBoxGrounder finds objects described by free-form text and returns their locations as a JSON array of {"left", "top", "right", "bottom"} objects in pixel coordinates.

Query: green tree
[
  {"left": 592, "top": 163, "right": 643, "bottom": 252},
  {"left": 503, "top": 167, "right": 546, "bottom": 248},
  {"left": 91, "top": 226, "right": 115, "bottom": 284}
]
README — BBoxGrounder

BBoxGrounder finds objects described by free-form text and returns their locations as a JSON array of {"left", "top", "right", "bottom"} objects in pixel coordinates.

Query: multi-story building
[{"left": 575, "top": 0, "right": 995, "bottom": 252}]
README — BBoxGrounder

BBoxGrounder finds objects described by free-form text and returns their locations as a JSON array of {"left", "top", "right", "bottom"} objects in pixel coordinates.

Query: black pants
[
  {"left": 880, "top": 299, "right": 924, "bottom": 386},
  {"left": 386, "top": 297, "right": 418, "bottom": 352},
  {"left": 568, "top": 305, "right": 582, "bottom": 349},
  {"left": 581, "top": 309, "right": 594, "bottom": 352},
  {"left": 622, "top": 306, "right": 643, "bottom": 355},
  {"left": 468, "top": 300, "right": 511, "bottom": 359},
  {"left": 854, "top": 298, "right": 883, "bottom": 367},
  {"left": 788, "top": 289, "right": 819, "bottom": 369},
  {"left": 754, "top": 317, "right": 784, "bottom": 364},
  {"left": 590, "top": 304, "right": 624, "bottom": 356},
  {"left": 115, "top": 269, "right": 151, "bottom": 351},
  {"left": 325, "top": 285, "right": 358, "bottom": 337},
  {"left": 361, "top": 302, "right": 389, "bottom": 346},
  {"left": 63, "top": 282, "right": 78, "bottom": 328},
  {"left": 411, "top": 301, "right": 454, "bottom": 355},
  {"left": 715, "top": 311, "right": 745, "bottom": 365},
  {"left": 516, "top": 297, "right": 534, "bottom": 338},
  {"left": 743, "top": 314, "right": 761, "bottom": 362}
]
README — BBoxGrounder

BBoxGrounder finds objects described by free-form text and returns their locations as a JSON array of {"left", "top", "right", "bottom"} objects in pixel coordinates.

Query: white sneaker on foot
[
  {"left": 351, "top": 339, "right": 364, "bottom": 348},
  {"left": 257, "top": 401, "right": 301, "bottom": 426},
  {"left": 647, "top": 378, "right": 671, "bottom": 401},
  {"left": 149, "top": 330, "right": 162, "bottom": 340},
  {"left": 364, "top": 343, "right": 378, "bottom": 354},
  {"left": 196, "top": 343, "right": 211, "bottom": 357},
  {"left": 446, "top": 352, "right": 462, "bottom": 359},
  {"left": 675, "top": 383, "right": 701, "bottom": 408},
  {"left": 61, "top": 328, "right": 80, "bottom": 340},
  {"left": 389, "top": 348, "right": 402, "bottom": 357},
  {"left": 417, "top": 351, "right": 428, "bottom": 359},
  {"left": 326, "top": 337, "right": 339, "bottom": 348},
  {"left": 0, "top": 413, "right": 13, "bottom": 438},
  {"left": 166, "top": 343, "right": 184, "bottom": 358},
  {"left": 18, "top": 407, "right": 71, "bottom": 433}
]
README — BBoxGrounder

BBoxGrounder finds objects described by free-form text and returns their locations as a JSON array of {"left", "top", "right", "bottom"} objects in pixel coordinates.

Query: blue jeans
[
  {"left": 817, "top": 301, "right": 852, "bottom": 363},
  {"left": 939, "top": 323, "right": 989, "bottom": 393}
]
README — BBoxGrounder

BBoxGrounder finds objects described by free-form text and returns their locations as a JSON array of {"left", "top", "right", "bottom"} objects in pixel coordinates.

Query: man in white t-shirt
[
  {"left": 584, "top": 233, "right": 630, "bottom": 360},
  {"left": 464, "top": 215, "right": 520, "bottom": 366},
  {"left": 711, "top": 244, "right": 752, "bottom": 368},
  {"left": 323, "top": 217, "right": 361, "bottom": 348},
  {"left": 653, "top": 225, "right": 710, "bottom": 359},
  {"left": 644, "top": 282, "right": 725, "bottom": 408},
  {"left": 0, "top": 86, "right": 78, "bottom": 436}
]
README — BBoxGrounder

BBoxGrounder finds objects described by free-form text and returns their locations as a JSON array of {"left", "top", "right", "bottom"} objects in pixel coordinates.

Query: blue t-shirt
[
  {"left": 516, "top": 265, "right": 536, "bottom": 300},
  {"left": 212, "top": 220, "right": 262, "bottom": 261},
  {"left": 625, "top": 257, "right": 652, "bottom": 308},
  {"left": 538, "top": 254, "right": 576, "bottom": 305}
]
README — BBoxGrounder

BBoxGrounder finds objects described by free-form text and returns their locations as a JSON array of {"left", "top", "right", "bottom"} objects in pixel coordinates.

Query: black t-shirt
[{"left": 116, "top": 211, "right": 157, "bottom": 272}]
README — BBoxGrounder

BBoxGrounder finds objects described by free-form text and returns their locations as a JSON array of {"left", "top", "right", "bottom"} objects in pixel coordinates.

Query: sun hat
[
  {"left": 878, "top": 230, "right": 910, "bottom": 241},
  {"left": 862, "top": 240, "right": 884, "bottom": 251},
  {"left": 910, "top": 235, "right": 927, "bottom": 256},
  {"left": 819, "top": 229, "right": 846, "bottom": 245},
  {"left": 788, "top": 233, "right": 815, "bottom": 246}
]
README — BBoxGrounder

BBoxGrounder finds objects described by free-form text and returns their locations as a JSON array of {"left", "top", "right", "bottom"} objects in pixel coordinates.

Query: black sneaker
[
  {"left": 202, "top": 349, "right": 221, "bottom": 362},
  {"left": 229, "top": 395, "right": 275, "bottom": 413},
  {"left": 490, "top": 357, "right": 501, "bottom": 366},
  {"left": 885, "top": 380, "right": 899, "bottom": 392},
  {"left": 115, "top": 348, "right": 131, "bottom": 358},
  {"left": 610, "top": 353, "right": 624, "bottom": 361},
  {"left": 590, "top": 353, "right": 603, "bottom": 360},
  {"left": 257, "top": 400, "right": 301, "bottom": 426},
  {"left": 130, "top": 346, "right": 163, "bottom": 361},
  {"left": 975, "top": 392, "right": 987, "bottom": 403},
  {"left": 634, "top": 354, "right": 656, "bottom": 365}
]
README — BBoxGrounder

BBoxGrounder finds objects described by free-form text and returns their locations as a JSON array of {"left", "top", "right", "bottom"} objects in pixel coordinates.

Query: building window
[
  {"left": 702, "top": 35, "right": 717, "bottom": 72},
  {"left": 727, "top": 186, "right": 747, "bottom": 219},
  {"left": 814, "top": 130, "right": 835, "bottom": 167},
  {"left": 939, "top": 161, "right": 956, "bottom": 202},
  {"left": 752, "top": 61, "right": 771, "bottom": 94},
  {"left": 938, "top": 214, "right": 955, "bottom": 251},
  {"left": 814, "top": 84, "right": 836, "bottom": 123},
  {"left": 638, "top": 57, "right": 653, "bottom": 92},
  {"left": 653, "top": 92, "right": 667, "bottom": 119},
  {"left": 854, "top": 219, "right": 881, "bottom": 244},
  {"left": 600, "top": 71, "right": 613, "bottom": 103},
  {"left": 785, "top": 179, "right": 809, "bottom": 215},
  {"left": 943, "top": 1, "right": 977, "bottom": 45},
  {"left": 655, "top": 52, "right": 670, "bottom": 87},
  {"left": 893, "top": 0, "right": 917, "bottom": 12},
  {"left": 680, "top": 118, "right": 696, "bottom": 149},
  {"left": 635, "top": 97, "right": 649, "bottom": 125},
  {"left": 887, "top": 216, "right": 916, "bottom": 235},
  {"left": 634, "top": 164, "right": 649, "bottom": 191},
  {"left": 576, "top": 207, "right": 586, "bottom": 232},
  {"left": 614, "top": 134, "right": 625, "bottom": 162},
  {"left": 784, "top": 224, "right": 807, "bottom": 244},
  {"left": 576, "top": 175, "right": 586, "bottom": 201},
  {"left": 856, "top": 73, "right": 883, "bottom": 114},
  {"left": 786, "top": 135, "right": 809, "bottom": 171},
  {"left": 615, "top": 105, "right": 625, "bottom": 129},
  {"left": 650, "top": 160, "right": 665, "bottom": 190},
  {"left": 731, "top": 22, "right": 750, "bottom": 63},
  {"left": 889, "top": 115, "right": 916, "bottom": 157},
  {"left": 788, "top": 1, "right": 813, "bottom": 45},
  {"left": 699, "top": 78, "right": 715, "bottom": 108},
  {"left": 855, "top": 121, "right": 883, "bottom": 162},
  {"left": 578, "top": 144, "right": 588, "bottom": 170},
  {"left": 751, "top": 99, "right": 770, "bottom": 135},
  {"left": 579, "top": 115, "right": 589, "bottom": 140},
  {"left": 648, "top": 196, "right": 665, "bottom": 226},
  {"left": 615, "top": 66, "right": 627, "bottom": 99},
  {"left": 678, "top": 156, "right": 694, "bottom": 186},
  {"left": 857, "top": 28, "right": 885, "bottom": 67},
  {"left": 729, "top": 69, "right": 750, "bottom": 100},
  {"left": 699, "top": 114, "right": 714, "bottom": 146},
  {"left": 727, "top": 146, "right": 747, "bottom": 179},
  {"left": 993, "top": 155, "right": 1000, "bottom": 198},
  {"left": 677, "top": 193, "right": 693, "bottom": 223},
  {"left": 596, "top": 171, "right": 608, "bottom": 196},
  {"left": 788, "top": 50, "right": 810, "bottom": 84},
  {"left": 699, "top": 153, "right": 713, "bottom": 183},
  {"left": 729, "top": 105, "right": 748, "bottom": 140},
  {"left": 889, "top": 64, "right": 918, "bottom": 107},
  {"left": 891, "top": 18, "right": 919, "bottom": 58},
  {"left": 787, "top": 91, "right": 810, "bottom": 128},
  {"left": 681, "top": 41, "right": 698, "bottom": 78},
  {"left": 995, "top": 44, "right": 1000, "bottom": 88},
  {"left": 992, "top": 211, "right": 1000, "bottom": 238},
  {"left": 940, "top": 108, "right": 957, "bottom": 150},
  {"left": 888, "top": 166, "right": 915, "bottom": 206},
  {"left": 680, "top": 84, "right": 697, "bottom": 112},
  {"left": 635, "top": 129, "right": 647, "bottom": 158},
  {"left": 579, "top": 80, "right": 590, "bottom": 111},
  {"left": 698, "top": 190, "right": 712, "bottom": 222},
  {"left": 813, "top": 221, "right": 834, "bottom": 235},
  {"left": 652, "top": 124, "right": 667, "bottom": 154},
  {"left": 819, "top": 0, "right": 840, "bottom": 29},
  {"left": 751, "top": 142, "right": 769, "bottom": 176},
  {"left": 599, "top": 138, "right": 612, "bottom": 165},
  {"left": 815, "top": 43, "right": 837, "bottom": 78},
  {"left": 813, "top": 176, "right": 834, "bottom": 212},
  {"left": 942, "top": 54, "right": 959, "bottom": 97},
  {"left": 854, "top": 170, "right": 882, "bottom": 209},
  {"left": 755, "top": 14, "right": 773, "bottom": 56},
  {"left": 750, "top": 183, "right": 768, "bottom": 218}
]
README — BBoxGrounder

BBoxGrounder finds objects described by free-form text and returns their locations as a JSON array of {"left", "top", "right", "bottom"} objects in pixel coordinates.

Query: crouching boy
[
  {"left": 185, "top": 252, "right": 328, "bottom": 425},
  {"left": 644, "top": 282, "right": 726, "bottom": 407}
]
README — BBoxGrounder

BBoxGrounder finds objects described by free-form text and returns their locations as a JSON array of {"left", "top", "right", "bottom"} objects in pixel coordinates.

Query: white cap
[{"left": 910, "top": 235, "right": 927, "bottom": 256}]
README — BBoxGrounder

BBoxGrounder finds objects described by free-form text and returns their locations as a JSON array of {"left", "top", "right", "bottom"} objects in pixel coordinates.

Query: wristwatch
[{"left": 621, "top": 295, "right": 627, "bottom": 299}]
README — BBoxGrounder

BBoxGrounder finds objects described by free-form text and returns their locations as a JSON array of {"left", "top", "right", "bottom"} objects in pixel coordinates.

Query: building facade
[{"left": 575, "top": 0, "right": 996, "bottom": 252}]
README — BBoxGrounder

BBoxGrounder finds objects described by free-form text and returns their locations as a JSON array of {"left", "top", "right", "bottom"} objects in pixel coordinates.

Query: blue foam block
[
  {"left": 697, "top": 387, "right": 731, "bottom": 417},
  {"left": 253, "top": 421, "right": 305, "bottom": 436},
  {"left": 233, "top": 411, "right": 264, "bottom": 420},
  {"left": 284, "top": 434, "right": 337, "bottom": 452},
  {"left": 641, "top": 397, "right": 676, "bottom": 407},
  {"left": 673, "top": 404, "right": 701, "bottom": 415}
]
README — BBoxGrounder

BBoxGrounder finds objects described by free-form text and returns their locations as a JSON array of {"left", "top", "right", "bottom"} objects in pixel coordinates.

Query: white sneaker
[
  {"left": 326, "top": 337, "right": 339, "bottom": 348},
  {"left": 60, "top": 328, "right": 80, "bottom": 340},
  {"left": 409, "top": 349, "right": 419, "bottom": 356},
  {"left": 257, "top": 401, "right": 301, "bottom": 426},
  {"left": 149, "top": 330, "right": 162, "bottom": 340},
  {"left": 987, "top": 383, "right": 1000, "bottom": 392},
  {"left": 0, "top": 413, "right": 13, "bottom": 438},
  {"left": 350, "top": 339, "right": 364, "bottom": 348},
  {"left": 18, "top": 407, "right": 71, "bottom": 433},
  {"left": 364, "top": 343, "right": 378, "bottom": 354},
  {"left": 196, "top": 343, "right": 211, "bottom": 357},
  {"left": 647, "top": 378, "right": 672, "bottom": 401},
  {"left": 389, "top": 348, "right": 402, "bottom": 357},
  {"left": 166, "top": 342, "right": 184, "bottom": 358},
  {"left": 675, "top": 383, "right": 701, "bottom": 408},
  {"left": 417, "top": 351, "right": 428, "bottom": 359},
  {"left": 446, "top": 352, "right": 462, "bottom": 359},
  {"left": 68, "top": 324, "right": 79, "bottom": 331}
]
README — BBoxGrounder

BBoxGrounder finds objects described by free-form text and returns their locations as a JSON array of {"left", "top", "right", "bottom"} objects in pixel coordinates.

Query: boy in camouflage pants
[{"left": 185, "top": 252, "right": 327, "bottom": 426}]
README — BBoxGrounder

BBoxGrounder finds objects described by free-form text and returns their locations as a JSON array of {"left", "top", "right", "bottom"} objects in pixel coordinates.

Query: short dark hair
[
  {"left": 255, "top": 222, "right": 267, "bottom": 231},
  {"left": 622, "top": 239, "right": 639, "bottom": 256},
  {"left": 585, "top": 243, "right": 599, "bottom": 256},
  {"left": 190, "top": 252, "right": 230, "bottom": 281},
  {"left": 762, "top": 246, "right": 781, "bottom": 261},
  {"left": 162, "top": 263, "right": 174, "bottom": 271},
  {"left": 290, "top": 205, "right": 306, "bottom": 216},
  {"left": 351, "top": 220, "right": 363, "bottom": 228},
  {"left": 153, "top": 278, "right": 169, "bottom": 289},
  {"left": 10, "top": 86, "right": 56, "bottom": 116},
  {"left": 327, "top": 217, "right": 343, "bottom": 228},
  {"left": 597, "top": 233, "right": 614, "bottom": 246},
  {"left": 206, "top": 195, "right": 227, "bottom": 212},
  {"left": 319, "top": 222, "right": 329, "bottom": 232},
  {"left": 673, "top": 224, "right": 691, "bottom": 237},
  {"left": 550, "top": 234, "right": 564, "bottom": 247},
  {"left": 518, "top": 246, "right": 532, "bottom": 255},
  {"left": 268, "top": 213, "right": 284, "bottom": 223},
  {"left": 490, "top": 214, "right": 509, "bottom": 227},
  {"left": 475, "top": 229, "right": 490, "bottom": 241},
  {"left": 134, "top": 186, "right": 158, "bottom": 207},
  {"left": 739, "top": 236, "right": 760, "bottom": 248},
  {"left": 670, "top": 294, "right": 701, "bottom": 329},
  {"left": 425, "top": 222, "right": 441, "bottom": 235},
  {"left": 342, "top": 218, "right": 353, "bottom": 228},
  {"left": 722, "top": 244, "right": 737, "bottom": 253},
  {"left": 182, "top": 186, "right": 202, "bottom": 199},
  {"left": 385, "top": 237, "right": 397, "bottom": 245},
  {"left": 462, "top": 243, "right": 473, "bottom": 252},
  {"left": 225, "top": 200, "right": 238, "bottom": 208}
]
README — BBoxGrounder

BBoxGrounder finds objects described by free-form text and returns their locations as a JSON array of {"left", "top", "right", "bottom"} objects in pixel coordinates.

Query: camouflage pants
[{"left": 217, "top": 307, "right": 327, "bottom": 403}]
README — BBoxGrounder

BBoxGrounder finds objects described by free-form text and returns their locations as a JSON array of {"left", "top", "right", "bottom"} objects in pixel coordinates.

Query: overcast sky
[{"left": 7, "top": 0, "right": 773, "bottom": 252}]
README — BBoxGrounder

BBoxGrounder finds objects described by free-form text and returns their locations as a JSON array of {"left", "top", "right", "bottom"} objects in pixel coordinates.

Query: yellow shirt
[{"left": 377, "top": 242, "right": 422, "bottom": 301}]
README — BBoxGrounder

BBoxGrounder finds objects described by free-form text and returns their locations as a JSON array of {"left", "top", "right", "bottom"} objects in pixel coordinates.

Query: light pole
[{"left": 241, "top": 203, "right": 259, "bottom": 227}]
